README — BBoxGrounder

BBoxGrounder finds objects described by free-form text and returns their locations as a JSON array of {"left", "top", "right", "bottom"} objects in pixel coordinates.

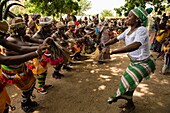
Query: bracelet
[{"left": 35, "top": 50, "right": 40, "bottom": 57}]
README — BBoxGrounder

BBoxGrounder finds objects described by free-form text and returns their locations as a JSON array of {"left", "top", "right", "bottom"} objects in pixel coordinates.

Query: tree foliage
[
  {"left": 25, "top": 0, "right": 81, "bottom": 16},
  {"left": 114, "top": 0, "right": 169, "bottom": 16},
  {"left": 100, "top": 10, "right": 113, "bottom": 18},
  {"left": 77, "top": 0, "right": 91, "bottom": 16}
]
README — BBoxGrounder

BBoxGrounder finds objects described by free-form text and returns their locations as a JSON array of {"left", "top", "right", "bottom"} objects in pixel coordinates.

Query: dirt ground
[{"left": 7, "top": 41, "right": 170, "bottom": 113}]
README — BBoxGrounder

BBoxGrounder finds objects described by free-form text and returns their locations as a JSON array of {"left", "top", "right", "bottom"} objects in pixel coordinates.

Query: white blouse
[{"left": 117, "top": 26, "right": 150, "bottom": 60}]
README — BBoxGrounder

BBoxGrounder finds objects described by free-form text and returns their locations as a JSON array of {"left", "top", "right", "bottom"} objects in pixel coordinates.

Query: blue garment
[{"left": 95, "top": 27, "right": 99, "bottom": 35}]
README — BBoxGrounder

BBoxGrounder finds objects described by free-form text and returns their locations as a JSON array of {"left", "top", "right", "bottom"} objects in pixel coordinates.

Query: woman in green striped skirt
[{"left": 100, "top": 7, "right": 155, "bottom": 113}]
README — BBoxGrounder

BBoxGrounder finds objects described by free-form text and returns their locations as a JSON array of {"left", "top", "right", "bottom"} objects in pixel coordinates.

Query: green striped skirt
[{"left": 114, "top": 57, "right": 156, "bottom": 98}]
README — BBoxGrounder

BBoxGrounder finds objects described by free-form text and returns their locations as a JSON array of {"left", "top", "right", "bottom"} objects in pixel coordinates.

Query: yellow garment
[
  {"left": 163, "top": 44, "right": 170, "bottom": 52},
  {"left": 0, "top": 88, "right": 10, "bottom": 113},
  {"left": 35, "top": 23, "right": 39, "bottom": 30},
  {"left": 0, "top": 46, "right": 5, "bottom": 55},
  {"left": 156, "top": 30, "right": 169, "bottom": 42},
  {"left": 32, "top": 58, "right": 47, "bottom": 75}
]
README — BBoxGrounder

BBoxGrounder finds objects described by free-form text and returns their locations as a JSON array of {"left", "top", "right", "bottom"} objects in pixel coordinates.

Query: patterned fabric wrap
[
  {"left": 0, "top": 88, "right": 11, "bottom": 113},
  {"left": 114, "top": 57, "right": 155, "bottom": 98},
  {"left": 0, "top": 67, "right": 6, "bottom": 93},
  {"left": 1, "top": 64, "right": 36, "bottom": 92},
  {"left": 37, "top": 71, "right": 47, "bottom": 88},
  {"left": 25, "top": 58, "right": 48, "bottom": 75},
  {"left": 45, "top": 40, "right": 71, "bottom": 64},
  {"left": 43, "top": 51, "right": 63, "bottom": 66},
  {"left": 131, "top": 7, "right": 148, "bottom": 27},
  {"left": 98, "top": 28, "right": 111, "bottom": 61}
]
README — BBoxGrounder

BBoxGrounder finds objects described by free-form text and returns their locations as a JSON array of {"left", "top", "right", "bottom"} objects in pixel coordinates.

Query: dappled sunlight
[
  {"left": 110, "top": 57, "right": 116, "bottom": 61},
  {"left": 11, "top": 93, "right": 18, "bottom": 98},
  {"left": 110, "top": 67, "right": 122, "bottom": 74},
  {"left": 115, "top": 62, "right": 124, "bottom": 66},
  {"left": 134, "top": 91, "right": 145, "bottom": 97},
  {"left": 111, "top": 53, "right": 128, "bottom": 58},
  {"left": 111, "top": 73, "right": 119, "bottom": 76},
  {"left": 90, "top": 70, "right": 95, "bottom": 73},
  {"left": 134, "top": 83, "right": 155, "bottom": 98},
  {"left": 92, "top": 85, "right": 107, "bottom": 92},
  {"left": 98, "top": 85, "right": 106, "bottom": 91},
  {"left": 99, "top": 74, "right": 112, "bottom": 79},
  {"left": 78, "top": 80, "right": 82, "bottom": 83},
  {"left": 97, "top": 74, "right": 112, "bottom": 82},
  {"left": 157, "top": 102, "right": 164, "bottom": 107},
  {"left": 152, "top": 76, "right": 169, "bottom": 85},
  {"left": 93, "top": 89, "right": 97, "bottom": 92},
  {"left": 85, "top": 78, "right": 89, "bottom": 82},
  {"left": 160, "top": 79, "right": 169, "bottom": 85}
]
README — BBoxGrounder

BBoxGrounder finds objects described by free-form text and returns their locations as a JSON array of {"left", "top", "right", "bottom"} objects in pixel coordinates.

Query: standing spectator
[{"left": 98, "top": 25, "right": 111, "bottom": 63}]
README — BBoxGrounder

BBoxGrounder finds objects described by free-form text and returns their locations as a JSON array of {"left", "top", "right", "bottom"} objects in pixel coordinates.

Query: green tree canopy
[
  {"left": 114, "top": 0, "right": 170, "bottom": 16},
  {"left": 100, "top": 10, "right": 113, "bottom": 18},
  {"left": 77, "top": 0, "right": 91, "bottom": 16},
  {"left": 25, "top": 0, "right": 81, "bottom": 16}
]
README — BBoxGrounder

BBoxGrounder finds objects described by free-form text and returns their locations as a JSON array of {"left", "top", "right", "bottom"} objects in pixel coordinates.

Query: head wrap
[
  {"left": 56, "top": 21, "right": 65, "bottom": 28},
  {"left": 131, "top": 7, "right": 153, "bottom": 27},
  {"left": 68, "top": 21, "right": 75, "bottom": 26}
]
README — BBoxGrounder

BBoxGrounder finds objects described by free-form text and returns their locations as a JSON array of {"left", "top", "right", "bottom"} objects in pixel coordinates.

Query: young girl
[{"left": 101, "top": 7, "right": 155, "bottom": 113}]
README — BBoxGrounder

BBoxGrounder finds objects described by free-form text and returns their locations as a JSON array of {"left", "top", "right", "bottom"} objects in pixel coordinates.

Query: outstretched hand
[
  {"left": 36, "top": 44, "right": 49, "bottom": 56},
  {"left": 43, "top": 37, "right": 54, "bottom": 45}
]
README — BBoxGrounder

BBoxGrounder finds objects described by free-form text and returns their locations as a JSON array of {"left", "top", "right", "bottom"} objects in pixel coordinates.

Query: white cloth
[{"left": 117, "top": 26, "right": 150, "bottom": 60}]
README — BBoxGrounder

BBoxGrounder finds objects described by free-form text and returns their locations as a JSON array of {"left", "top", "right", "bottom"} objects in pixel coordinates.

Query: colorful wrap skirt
[
  {"left": 43, "top": 52, "right": 63, "bottom": 66},
  {"left": 25, "top": 58, "right": 48, "bottom": 75},
  {"left": 114, "top": 57, "right": 156, "bottom": 98},
  {"left": 0, "top": 88, "right": 10, "bottom": 113},
  {"left": 0, "top": 64, "right": 36, "bottom": 92}
]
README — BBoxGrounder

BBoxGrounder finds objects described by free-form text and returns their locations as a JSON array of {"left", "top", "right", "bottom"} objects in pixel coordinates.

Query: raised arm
[
  {"left": 0, "top": 52, "right": 38, "bottom": 65},
  {"left": 0, "top": 44, "right": 48, "bottom": 65},
  {"left": 111, "top": 42, "right": 141, "bottom": 54},
  {"left": 0, "top": 39, "right": 38, "bottom": 53},
  {"left": 24, "top": 35, "right": 43, "bottom": 44}
]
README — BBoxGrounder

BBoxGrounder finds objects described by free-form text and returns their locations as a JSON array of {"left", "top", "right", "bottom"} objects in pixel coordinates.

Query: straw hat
[
  {"left": 0, "top": 20, "right": 9, "bottom": 34},
  {"left": 10, "top": 17, "right": 25, "bottom": 28},
  {"left": 68, "top": 21, "right": 75, "bottom": 26},
  {"left": 56, "top": 21, "right": 65, "bottom": 28}
]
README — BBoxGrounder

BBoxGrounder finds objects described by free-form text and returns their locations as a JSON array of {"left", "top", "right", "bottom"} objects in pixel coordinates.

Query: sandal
[{"left": 120, "top": 105, "right": 135, "bottom": 113}]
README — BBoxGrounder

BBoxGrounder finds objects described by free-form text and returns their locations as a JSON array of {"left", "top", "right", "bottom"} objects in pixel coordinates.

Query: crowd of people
[
  {"left": 0, "top": 1, "right": 170, "bottom": 113},
  {"left": 149, "top": 13, "right": 170, "bottom": 75}
]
